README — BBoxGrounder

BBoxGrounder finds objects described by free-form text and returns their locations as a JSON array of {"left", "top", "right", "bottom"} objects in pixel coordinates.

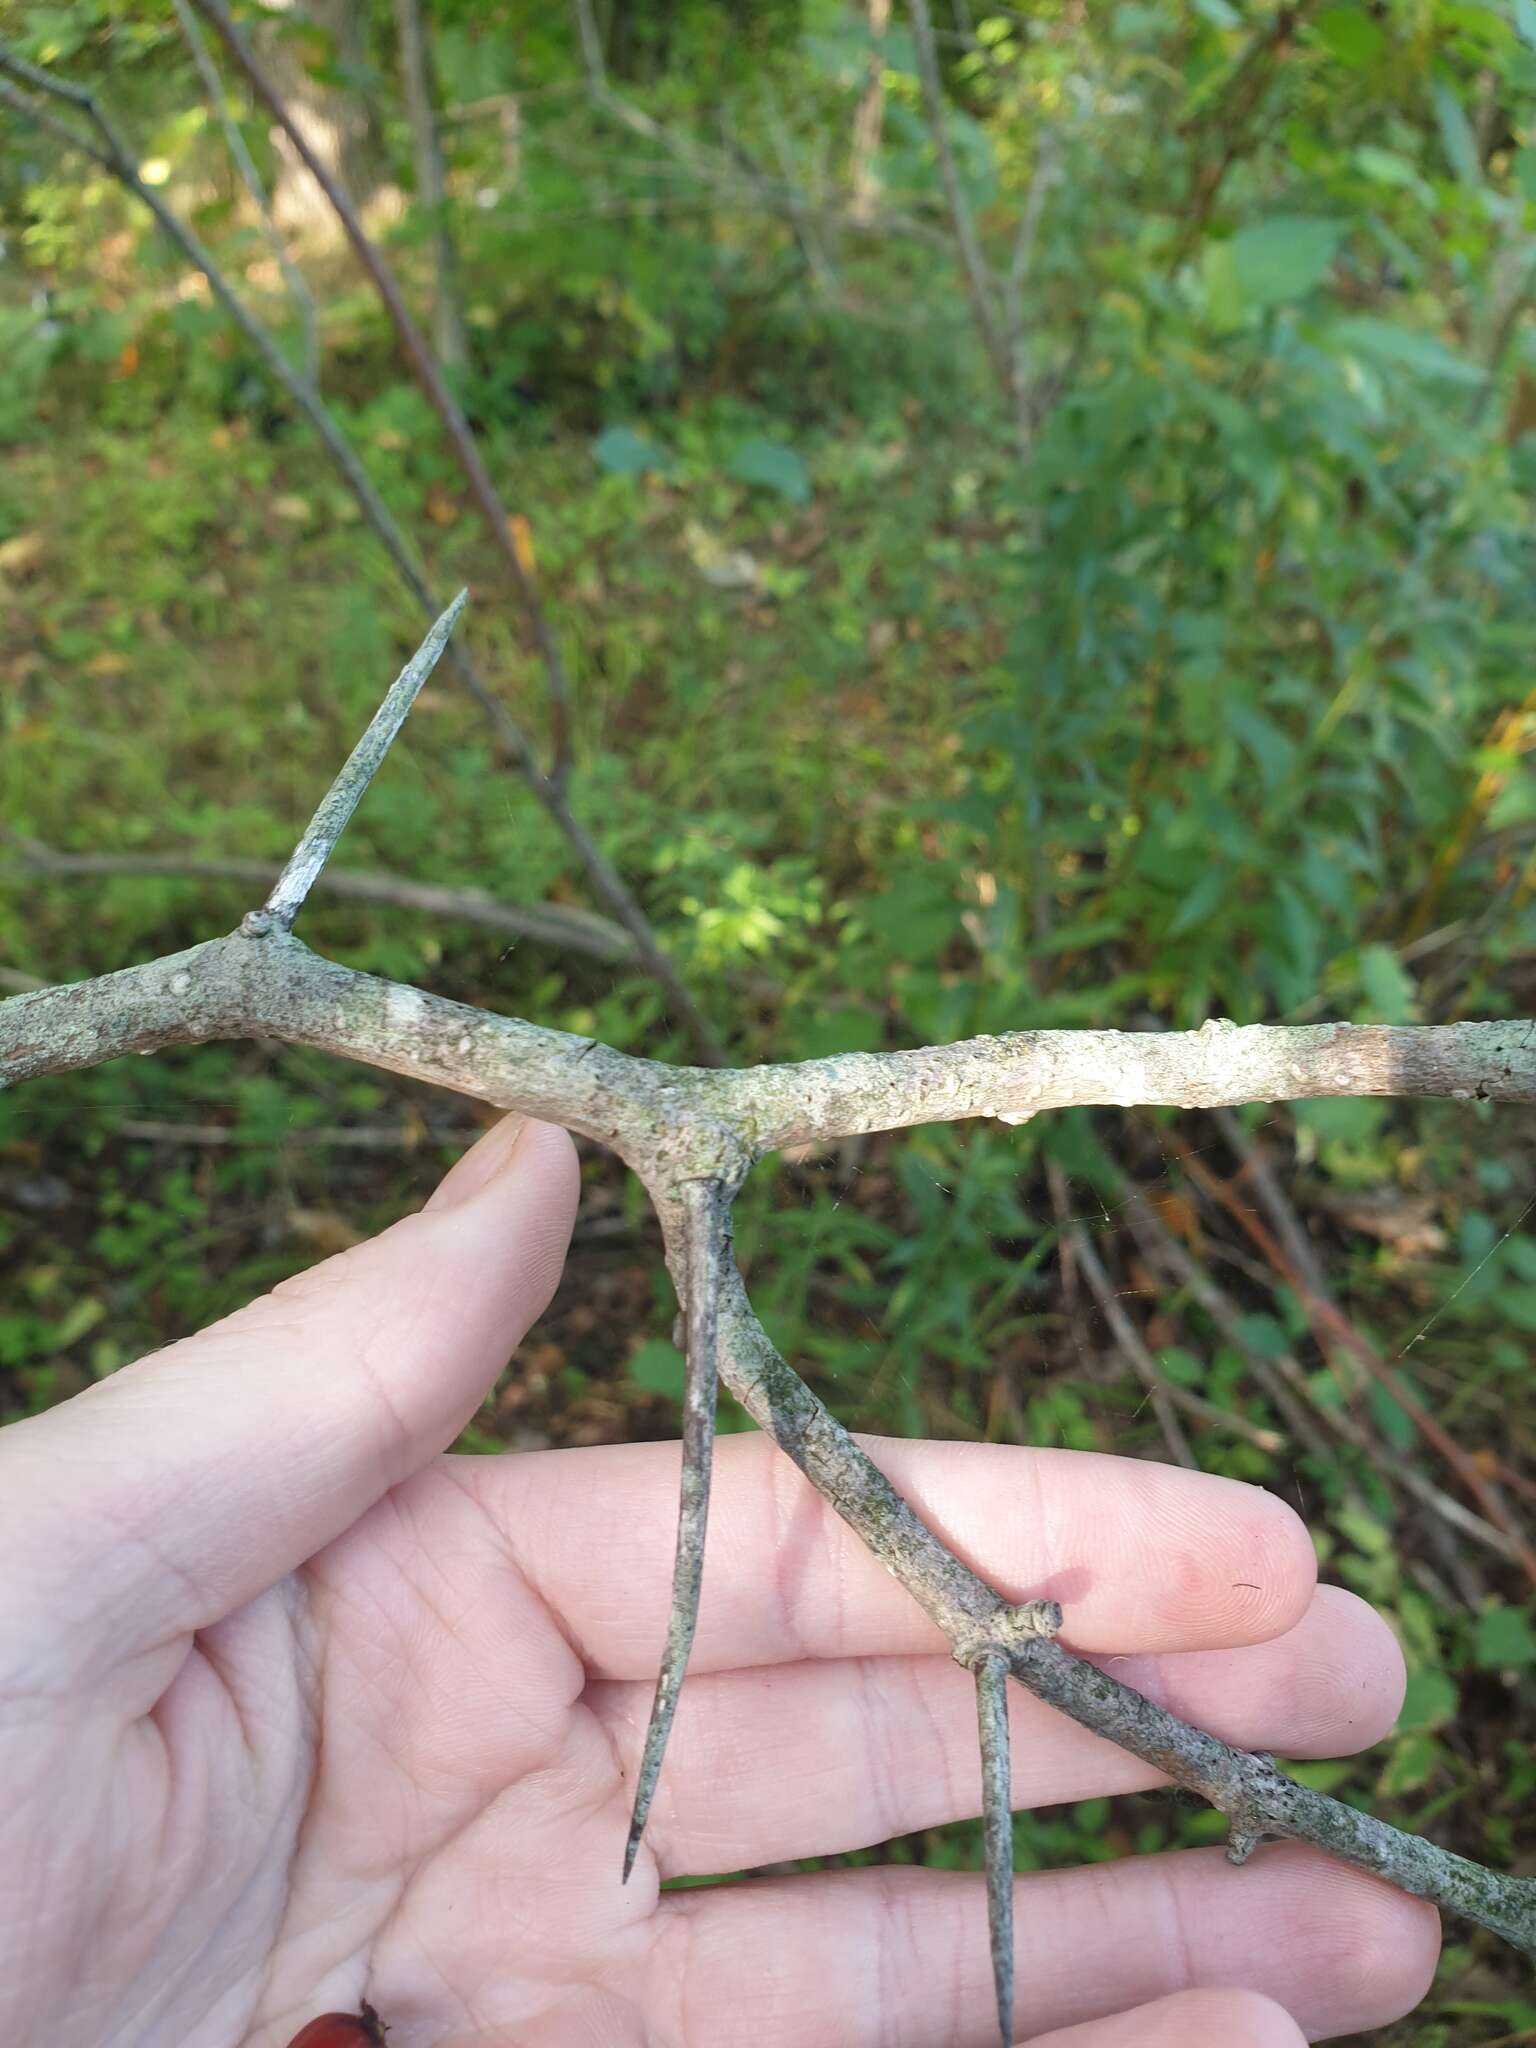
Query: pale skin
[{"left": 0, "top": 1116, "right": 1440, "bottom": 2046}]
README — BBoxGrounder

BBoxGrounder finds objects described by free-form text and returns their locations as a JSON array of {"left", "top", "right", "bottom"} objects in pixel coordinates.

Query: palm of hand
[
  {"left": 17, "top": 1462, "right": 658, "bottom": 2048},
  {"left": 1, "top": 1119, "right": 1440, "bottom": 2048}
]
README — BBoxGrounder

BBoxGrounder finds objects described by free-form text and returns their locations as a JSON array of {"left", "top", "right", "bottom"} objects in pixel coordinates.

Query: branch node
[
  {"left": 953, "top": 1598, "right": 1063, "bottom": 1671},
  {"left": 1225, "top": 1820, "right": 1265, "bottom": 1866}
]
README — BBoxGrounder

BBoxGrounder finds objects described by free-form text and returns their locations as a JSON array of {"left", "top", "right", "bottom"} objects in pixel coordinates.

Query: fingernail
[{"left": 426, "top": 1113, "right": 529, "bottom": 1212}]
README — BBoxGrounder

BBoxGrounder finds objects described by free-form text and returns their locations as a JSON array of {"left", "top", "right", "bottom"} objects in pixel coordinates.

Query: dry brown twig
[{"left": 7, "top": 605, "right": 1536, "bottom": 2044}]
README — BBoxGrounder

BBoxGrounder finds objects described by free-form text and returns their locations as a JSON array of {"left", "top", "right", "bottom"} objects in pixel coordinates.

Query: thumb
[{"left": 0, "top": 1114, "right": 578, "bottom": 1687}]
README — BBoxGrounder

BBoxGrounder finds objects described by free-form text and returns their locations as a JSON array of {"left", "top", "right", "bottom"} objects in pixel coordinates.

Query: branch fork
[{"left": 8, "top": 605, "right": 1536, "bottom": 2044}]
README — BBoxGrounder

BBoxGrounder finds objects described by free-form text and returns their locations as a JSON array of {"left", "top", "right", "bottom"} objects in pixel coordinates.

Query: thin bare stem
[
  {"left": 998, "top": 129, "right": 1060, "bottom": 447},
  {"left": 1114, "top": 1163, "right": 1518, "bottom": 1565},
  {"left": 1053, "top": 1169, "right": 1284, "bottom": 1457},
  {"left": 1068, "top": 1205, "right": 1284, "bottom": 1456},
  {"left": 1164, "top": 2, "right": 1320, "bottom": 278},
  {"left": 170, "top": 0, "right": 320, "bottom": 380},
  {"left": 1175, "top": 1136, "right": 1536, "bottom": 1585},
  {"left": 710, "top": 1276, "right": 1536, "bottom": 1957},
  {"left": 973, "top": 1649, "right": 1014, "bottom": 2048},
  {"left": 250, "top": 592, "right": 466, "bottom": 936},
  {"left": 624, "top": 1177, "right": 730, "bottom": 1880},
  {"left": 392, "top": 0, "right": 469, "bottom": 372},
  {"left": 1053, "top": 1190, "right": 1202, "bottom": 1468},
  {"left": 848, "top": 0, "right": 893, "bottom": 224},
  {"left": 188, "top": 0, "right": 576, "bottom": 787},
  {"left": 6, "top": 837, "right": 636, "bottom": 965},
  {"left": 905, "top": 0, "right": 1015, "bottom": 410},
  {"left": 1211, "top": 1107, "right": 1330, "bottom": 1297}
]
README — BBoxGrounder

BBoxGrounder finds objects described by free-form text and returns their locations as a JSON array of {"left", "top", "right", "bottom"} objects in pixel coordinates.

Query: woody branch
[{"left": 6, "top": 610, "right": 1536, "bottom": 2043}]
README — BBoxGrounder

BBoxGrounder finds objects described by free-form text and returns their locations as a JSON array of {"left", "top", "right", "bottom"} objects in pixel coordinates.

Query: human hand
[{"left": 0, "top": 1113, "right": 1437, "bottom": 2046}]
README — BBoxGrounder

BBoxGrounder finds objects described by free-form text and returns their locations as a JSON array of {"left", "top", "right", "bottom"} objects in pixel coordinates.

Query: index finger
[{"left": 473, "top": 1432, "right": 1316, "bottom": 1678}]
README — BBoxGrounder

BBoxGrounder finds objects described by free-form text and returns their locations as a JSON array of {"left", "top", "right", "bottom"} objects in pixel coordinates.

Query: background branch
[
  {"left": 170, "top": 0, "right": 320, "bottom": 380},
  {"left": 905, "top": 0, "right": 1015, "bottom": 415},
  {"left": 4, "top": 836, "right": 636, "bottom": 965},
  {"left": 189, "top": 0, "right": 576, "bottom": 787},
  {"left": 391, "top": 0, "right": 469, "bottom": 373},
  {"left": 0, "top": 44, "right": 724, "bottom": 1067},
  {"left": 1172, "top": 1136, "right": 1536, "bottom": 1584}
]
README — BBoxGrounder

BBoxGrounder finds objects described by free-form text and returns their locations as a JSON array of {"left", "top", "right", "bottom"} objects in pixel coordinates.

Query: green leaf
[
  {"left": 861, "top": 865, "right": 959, "bottom": 964},
  {"left": 726, "top": 437, "right": 811, "bottom": 503},
  {"left": 1378, "top": 1731, "right": 1443, "bottom": 1795},
  {"left": 1433, "top": 79, "right": 1481, "bottom": 187},
  {"left": 1316, "top": 5, "right": 1386, "bottom": 68},
  {"left": 1155, "top": 1346, "right": 1205, "bottom": 1387},
  {"left": 1357, "top": 942, "right": 1415, "bottom": 1022},
  {"left": 1398, "top": 1666, "right": 1458, "bottom": 1731},
  {"left": 593, "top": 425, "right": 672, "bottom": 476},
  {"left": 1336, "top": 1505, "right": 1393, "bottom": 1556},
  {"left": 1352, "top": 145, "right": 1430, "bottom": 199},
  {"left": 1283, "top": 1758, "right": 1355, "bottom": 1792},
  {"left": 1330, "top": 316, "right": 1484, "bottom": 385},
  {"left": 45, "top": 1295, "right": 106, "bottom": 1353},
  {"left": 1202, "top": 239, "right": 1244, "bottom": 330},
  {"left": 628, "top": 1338, "right": 686, "bottom": 1403},
  {"left": 1474, "top": 1603, "right": 1536, "bottom": 1668},
  {"left": 1167, "top": 864, "right": 1228, "bottom": 935},
  {"left": 789, "top": 1003, "right": 885, "bottom": 1059},
  {"left": 1366, "top": 1376, "right": 1417, "bottom": 1452},
  {"left": 1493, "top": 1286, "right": 1536, "bottom": 1332},
  {"left": 1228, "top": 217, "right": 1342, "bottom": 309}
]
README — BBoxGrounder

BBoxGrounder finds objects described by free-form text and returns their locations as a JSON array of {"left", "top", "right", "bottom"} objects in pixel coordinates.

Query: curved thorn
[
  {"left": 975, "top": 1649, "right": 1015, "bottom": 2048},
  {"left": 623, "top": 1178, "right": 725, "bottom": 1880},
  {"left": 254, "top": 589, "right": 468, "bottom": 934}
]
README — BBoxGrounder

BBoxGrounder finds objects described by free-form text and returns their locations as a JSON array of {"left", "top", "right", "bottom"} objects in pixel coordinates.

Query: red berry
[{"left": 284, "top": 2002, "right": 387, "bottom": 2048}]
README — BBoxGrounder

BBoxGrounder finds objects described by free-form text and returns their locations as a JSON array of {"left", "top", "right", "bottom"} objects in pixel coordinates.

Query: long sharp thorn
[
  {"left": 623, "top": 1179, "right": 723, "bottom": 1881},
  {"left": 976, "top": 1649, "right": 1015, "bottom": 2047},
  {"left": 253, "top": 589, "right": 468, "bottom": 934}
]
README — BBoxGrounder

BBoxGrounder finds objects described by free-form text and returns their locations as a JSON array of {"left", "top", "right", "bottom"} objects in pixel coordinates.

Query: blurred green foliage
[{"left": 4, "top": 1, "right": 1536, "bottom": 2035}]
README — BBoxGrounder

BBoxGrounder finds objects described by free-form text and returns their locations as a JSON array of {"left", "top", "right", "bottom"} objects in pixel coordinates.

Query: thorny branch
[
  {"left": 7, "top": 613, "right": 1536, "bottom": 2041},
  {"left": 624, "top": 1174, "right": 737, "bottom": 1881},
  {"left": 973, "top": 1648, "right": 1017, "bottom": 2047},
  {"left": 247, "top": 590, "right": 468, "bottom": 936}
]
